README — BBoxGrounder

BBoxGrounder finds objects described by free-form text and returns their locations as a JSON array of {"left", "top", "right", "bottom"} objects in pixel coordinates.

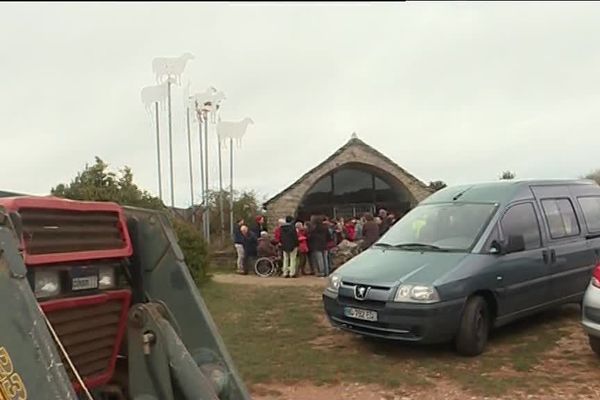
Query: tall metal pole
[
  {"left": 154, "top": 101, "right": 163, "bottom": 200},
  {"left": 218, "top": 136, "right": 225, "bottom": 242},
  {"left": 167, "top": 78, "right": 175, "bottom": 208},
  {"left": 197, "top": 108, "right": 206, "bottom": 236},
  {"left": 204, "top": 111, "right": 210, "bottom": 244},
  {"left": 186, "top": 107, "right": 195, "bottom": 222},
  {"left": 229, "top": 137, "right": 234, "bottom": 237}
]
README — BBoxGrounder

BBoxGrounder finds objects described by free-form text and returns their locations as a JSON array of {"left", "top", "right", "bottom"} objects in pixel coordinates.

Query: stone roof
[{"left": 264, "top": 136, "right": 430, "bottom": 207}]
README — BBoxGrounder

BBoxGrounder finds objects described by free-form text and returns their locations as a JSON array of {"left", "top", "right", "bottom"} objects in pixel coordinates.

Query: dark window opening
[
  {"left": 297, "top": 167, "right": 412, "bottom": 220},
  {"left": 500, "top": 203, "right": 542, "bottom": 251},
  {"left": 541, "top": 198, "right": 580, "bottom": 239},
  {"left": 578, "top": 196, "right": 600, "bottom": 233}
]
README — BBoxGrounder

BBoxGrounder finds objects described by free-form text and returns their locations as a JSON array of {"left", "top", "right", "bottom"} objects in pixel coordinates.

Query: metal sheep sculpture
[
  {"left": 152, "top": 53, "right": 195, "bottom": 85},
  {"left": 217, "top": 118, "right": 254, "bottom": 146}
]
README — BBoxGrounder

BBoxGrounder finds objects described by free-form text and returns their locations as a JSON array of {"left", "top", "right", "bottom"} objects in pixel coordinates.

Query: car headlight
[
  {"left": 393, "top": 284, "right": 440, "bottom": 303},
  {"left": 34, "top": 270, "right": 61, "bottom": 299},
  {"left": 98, "top": 266, "right": 116, "bottom": 290},
  {"left": 327, "top": 274, "right": 342, "bottom": 293}
]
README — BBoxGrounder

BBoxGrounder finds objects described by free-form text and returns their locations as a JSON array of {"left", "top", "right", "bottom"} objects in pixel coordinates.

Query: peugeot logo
[{"left": 354, "top": 285, "right": 370, "bottom": 300}]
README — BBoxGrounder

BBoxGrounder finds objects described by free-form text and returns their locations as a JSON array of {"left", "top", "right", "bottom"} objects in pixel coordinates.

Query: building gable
[{"left": 264, "top": 136, "right": 432, "bottom": 227}]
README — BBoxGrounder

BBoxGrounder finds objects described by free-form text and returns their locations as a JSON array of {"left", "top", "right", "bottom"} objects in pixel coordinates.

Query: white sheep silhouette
[
  {"left": 191, "top": 87, "right": 226, "bottom": 111},
  {"left": 217, "top": 118, "right": 254, "bottom": 146},
  {"left": 141, "top": 83, "right": 168, "bottom": 112},
  {"left": 152, "top": 53, "right": 194, "bottom": 85}
]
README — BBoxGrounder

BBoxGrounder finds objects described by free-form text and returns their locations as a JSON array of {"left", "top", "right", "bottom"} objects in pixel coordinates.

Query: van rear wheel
[
  {"left": 589, "top": 335, "right": 600, "bottom": 357},
  {"left": 455, "top": 296, "right": 490, "bottom": 357}
]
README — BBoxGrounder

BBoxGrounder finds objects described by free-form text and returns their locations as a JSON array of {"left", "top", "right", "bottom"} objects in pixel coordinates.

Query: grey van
[{"left": 323, "top": 180, "right": 600, "bottom": 356}]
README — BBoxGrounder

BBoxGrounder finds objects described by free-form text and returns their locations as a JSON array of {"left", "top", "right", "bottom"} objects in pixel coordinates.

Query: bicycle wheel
[{"left": 254, "top": 257, "right": 275, "bottom": 277}]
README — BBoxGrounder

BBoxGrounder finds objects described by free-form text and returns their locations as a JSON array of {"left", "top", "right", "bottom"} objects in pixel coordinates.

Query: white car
[{"left": 582, "top": 264, "right": 600, "bottom": 356}]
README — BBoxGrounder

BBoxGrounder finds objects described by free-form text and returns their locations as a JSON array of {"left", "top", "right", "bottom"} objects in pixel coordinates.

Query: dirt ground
[
  {"left": 210, "top": 274, "right": 600, "bottom": 400},
  {"left": 251, "top": 381, "right": 465, "bottom": 400},
  {"left": 251, "top": 381, "right": 600, "bottom": 400}
]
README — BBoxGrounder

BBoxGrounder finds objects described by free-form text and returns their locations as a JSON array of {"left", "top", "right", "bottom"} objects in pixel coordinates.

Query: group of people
[{"left": 232, "top": 209, "right": 399, "bottom": 277}]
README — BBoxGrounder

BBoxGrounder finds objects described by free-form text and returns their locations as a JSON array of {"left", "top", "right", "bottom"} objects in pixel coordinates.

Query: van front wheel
[{"left": 455, "top": 296, "right": 490, "bottom": 357}]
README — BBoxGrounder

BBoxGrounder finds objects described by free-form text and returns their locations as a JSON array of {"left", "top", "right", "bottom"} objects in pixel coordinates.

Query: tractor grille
[
  {"left": 45, "top": 298, "right": 124, "bottom": 382},
  {"left": 19, "top": 208, "right": 126, "bottom": 255}
]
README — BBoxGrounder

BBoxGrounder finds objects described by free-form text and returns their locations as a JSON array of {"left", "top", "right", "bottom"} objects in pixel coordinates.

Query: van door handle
[
  {"left": 542, "top": 250, "right": 550, "bottom": 264},
  {"left": 550, "top": 249, "right": 557, "bottom": 264}
]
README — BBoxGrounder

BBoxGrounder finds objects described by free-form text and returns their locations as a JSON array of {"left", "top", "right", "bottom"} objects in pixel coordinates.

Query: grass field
[{"left": 201, "top": 277, "right": 600, "bottom": 399}]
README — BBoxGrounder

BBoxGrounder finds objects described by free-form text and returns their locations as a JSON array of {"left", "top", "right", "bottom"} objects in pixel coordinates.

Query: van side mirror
[
  {"left": 489, "top": 240, "right": 503, "bottom": 255},
  {"left": 505, "top": 234, "right": 526, "bottom": 254}
]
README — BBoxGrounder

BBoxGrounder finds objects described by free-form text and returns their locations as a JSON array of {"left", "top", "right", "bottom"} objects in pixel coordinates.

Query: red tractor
[{"left": 0, "top": 195, "right": 249, "bottom": 400}]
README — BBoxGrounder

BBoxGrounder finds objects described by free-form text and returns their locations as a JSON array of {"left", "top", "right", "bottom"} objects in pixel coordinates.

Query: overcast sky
[{"left": 2, "top": 2, "right": 600, "bottom": 207}]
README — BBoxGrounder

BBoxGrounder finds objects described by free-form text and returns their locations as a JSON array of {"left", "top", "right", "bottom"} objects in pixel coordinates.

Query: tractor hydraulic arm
[
  {"left": 124, "top": 208, "right": 251, "bottom": 400},
  {"left": 127, "top": 302, "right": 221, "bottom": 400}
]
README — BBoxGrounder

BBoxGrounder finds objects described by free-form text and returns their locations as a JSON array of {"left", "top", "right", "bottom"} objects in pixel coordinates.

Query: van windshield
[{"left": 377, "top": 203, "right": 497, "bottom": 252}]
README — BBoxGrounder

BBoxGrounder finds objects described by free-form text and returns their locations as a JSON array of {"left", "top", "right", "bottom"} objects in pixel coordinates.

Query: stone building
[{"left": 264, "top": 134, "right": 432, "bottom": 226}]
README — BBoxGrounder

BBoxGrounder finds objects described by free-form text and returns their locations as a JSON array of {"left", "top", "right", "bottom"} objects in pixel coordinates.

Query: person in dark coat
[
  {"left": 241, "top": 225, "right": 257, "bottom": 275},
  {"left": 279, "top": 216, "right": 299, "bottom": 278},
  {"left": 378, "top": 209, "right": 391, "bottom": 236},
  {"left": 361, "top": 213, "right": 380, "bottom": 250},
  {"left": 251, "top": 215, "right": 267, "bottom": 239},
  {"left": 308, "top": 215, "right": 331, "bottom": 277}
]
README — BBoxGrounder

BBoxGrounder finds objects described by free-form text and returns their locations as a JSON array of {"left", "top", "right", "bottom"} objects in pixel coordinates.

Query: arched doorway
[{"left": 296, "top": 163, "right": 416, "bottom": 221}]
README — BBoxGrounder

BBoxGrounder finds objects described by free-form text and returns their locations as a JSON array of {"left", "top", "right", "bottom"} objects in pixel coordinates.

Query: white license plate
[
  {"left": 72, "top": 276, "right": 98, "bottom": 291},
  {"left": 344, "top": 307, "right": 378, "bottom": 322}
]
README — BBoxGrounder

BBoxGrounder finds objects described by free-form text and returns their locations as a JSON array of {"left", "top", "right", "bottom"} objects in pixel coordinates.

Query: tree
[
  {"left": 428, "top": 181, "right": 447, "bottom": 192},
  {"left": 51, "top": 157, "right": 164, "bottom": 210},
  {"left": 500, "top": 171, "right": 516, "bottom": 180},
  {"left": 207, "top": 189, "right": 263, "bottom": 230},
  {"left": 197, "top": 189, "right": 263, "bottom": 248},
  {"left": 51, "top": 157, "right": 209, "bottom": 283},
  {"left": 584, "top": 169, "right": 600, "bottom": 185}
]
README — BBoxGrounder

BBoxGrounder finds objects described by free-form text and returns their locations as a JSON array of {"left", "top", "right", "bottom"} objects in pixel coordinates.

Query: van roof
[{"left": 421, "top": 179, "right": 597, "bottom": 205}]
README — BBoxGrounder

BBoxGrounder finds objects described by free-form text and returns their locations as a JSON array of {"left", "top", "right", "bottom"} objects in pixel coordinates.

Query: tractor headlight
[
  {"left": 393, "top": 284, "right": 440, "bottom": 303},
  {"left": 98, "top": 266, "right": 116, "bottom": 290},
  {"left": 33, "top": 270, "right": 61, "bottom": 299}
]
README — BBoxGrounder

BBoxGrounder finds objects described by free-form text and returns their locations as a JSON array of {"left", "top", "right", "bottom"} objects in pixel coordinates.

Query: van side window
[
  {"left": 578, "top": 196, "right": 600, "bottom": 233},
  {"left": 500, "top": 203, "right": 542, "bottom": 250},
  {"left": 541, "top": 198, "right": 580, "bottom": 239}
]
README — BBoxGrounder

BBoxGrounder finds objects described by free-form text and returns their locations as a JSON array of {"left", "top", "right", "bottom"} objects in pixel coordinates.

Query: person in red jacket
[
  {"left": 273, "top": 218, "right": 285, "bottom": 245},
  {"left": 295, "top": 221, "right": 310, "bottom": 275},
  {"left": 344, "top": 219, "right": 356, "bottom": 242}
]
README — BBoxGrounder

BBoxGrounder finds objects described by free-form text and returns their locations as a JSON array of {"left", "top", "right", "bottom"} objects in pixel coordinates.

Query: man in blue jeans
[{"left": 308, "top": 215, "right": 331, "bottom": 277}]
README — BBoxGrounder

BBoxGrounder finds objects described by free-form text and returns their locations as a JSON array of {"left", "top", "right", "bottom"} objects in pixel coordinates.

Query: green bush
[{"left": 172, "top": 218, "right": 210, "bottom": 284}]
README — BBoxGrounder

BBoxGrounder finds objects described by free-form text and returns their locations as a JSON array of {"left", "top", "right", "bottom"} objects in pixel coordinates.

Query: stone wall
[{"left": 265, "top": 139, "right": 432, "bottom": 229}]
